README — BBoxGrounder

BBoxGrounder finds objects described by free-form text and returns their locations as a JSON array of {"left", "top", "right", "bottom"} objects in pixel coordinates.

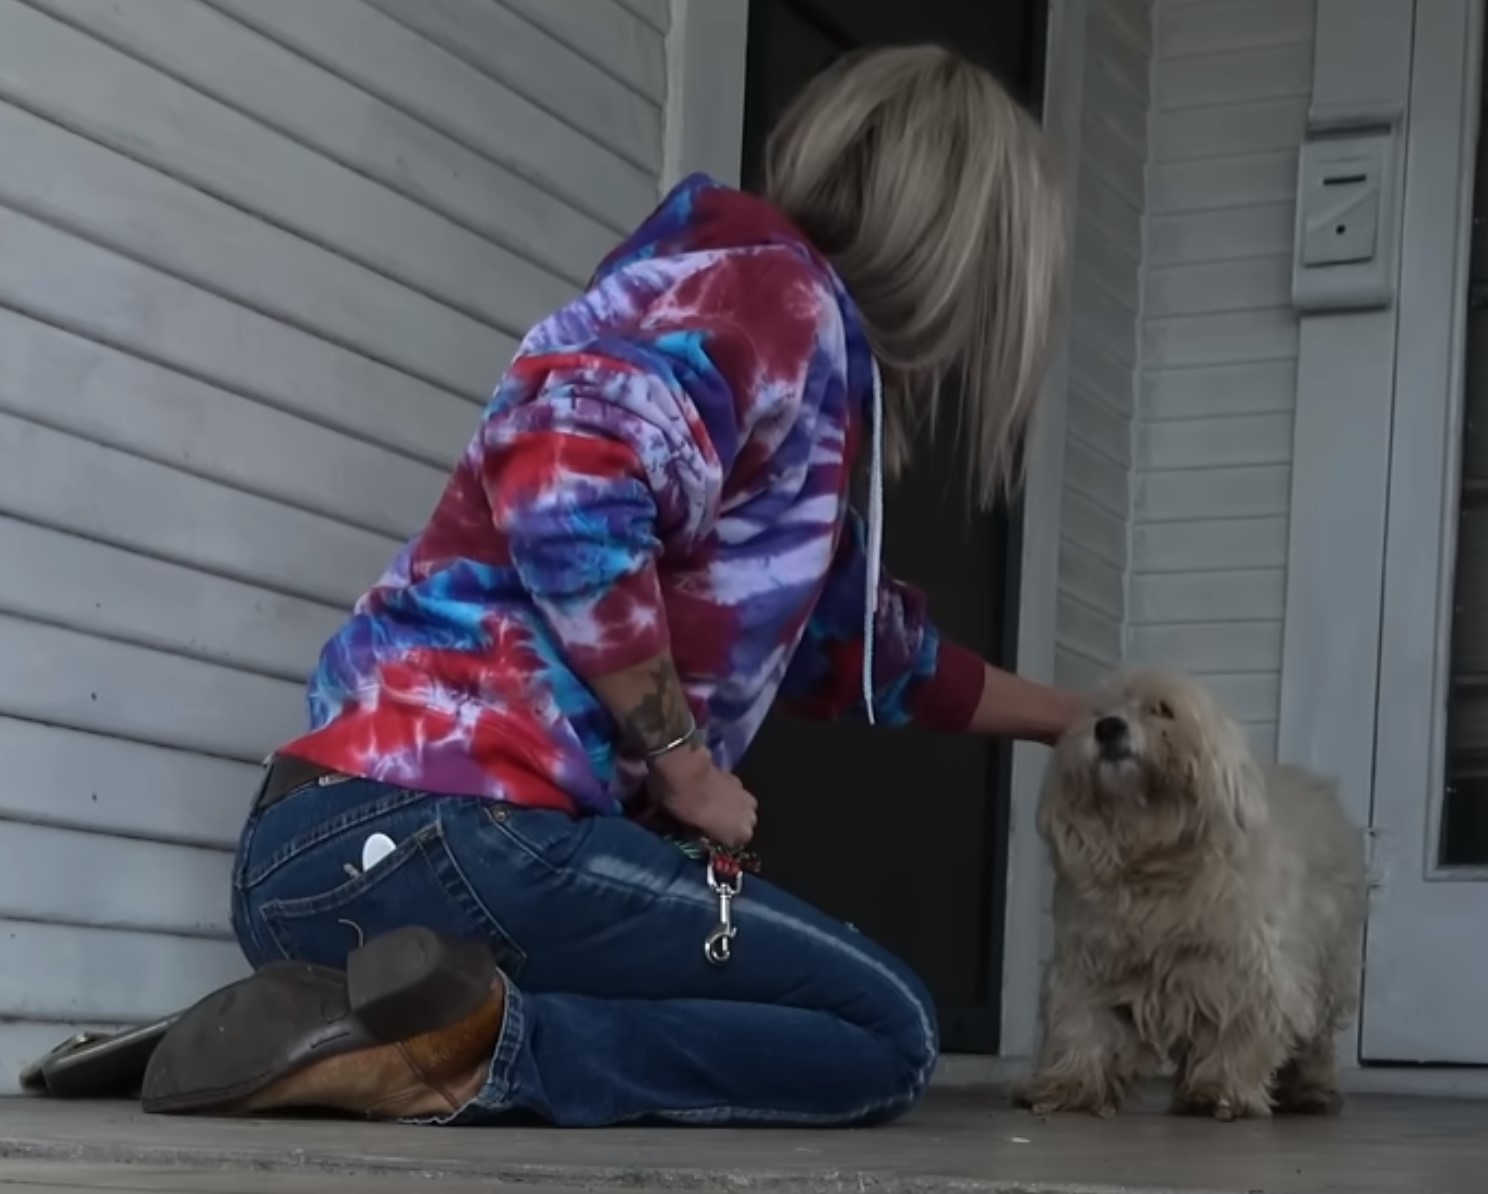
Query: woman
[{"left": 143, "top": 44, "right": 1078, "bottom": 1128}]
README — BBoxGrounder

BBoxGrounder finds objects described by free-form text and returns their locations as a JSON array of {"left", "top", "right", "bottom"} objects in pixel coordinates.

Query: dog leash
[{"left": 663, "top": 834, "right": 761, "bottom": 966}]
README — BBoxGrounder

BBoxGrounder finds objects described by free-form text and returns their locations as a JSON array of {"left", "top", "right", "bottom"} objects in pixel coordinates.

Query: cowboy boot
[{"left": 142, "top": 926, "right": 505, "bottom": 1119}]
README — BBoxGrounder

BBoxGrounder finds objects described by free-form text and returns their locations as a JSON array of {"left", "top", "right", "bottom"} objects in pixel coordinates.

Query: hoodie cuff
[{"left": 908, "top": 640, "right": 987, "bottom": 734}]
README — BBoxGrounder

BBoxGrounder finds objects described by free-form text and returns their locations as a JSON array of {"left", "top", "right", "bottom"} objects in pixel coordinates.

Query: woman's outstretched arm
[
  {"left": 967, "top": 663, "right": 1084, "bottom": 745},
  {"left": 778, "top": 510, "right": 1083, "bottom": 743}
]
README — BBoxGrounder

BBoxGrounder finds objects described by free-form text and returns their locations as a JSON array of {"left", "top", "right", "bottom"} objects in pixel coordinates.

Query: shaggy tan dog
[{"left": 1014, "top": 669, "right": 1367, "bottom": 1121}]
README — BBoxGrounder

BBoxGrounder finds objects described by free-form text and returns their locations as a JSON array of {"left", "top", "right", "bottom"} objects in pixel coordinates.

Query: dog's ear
[{"left": 1204, "top": 717, "right": 1267, "bottom": 836}]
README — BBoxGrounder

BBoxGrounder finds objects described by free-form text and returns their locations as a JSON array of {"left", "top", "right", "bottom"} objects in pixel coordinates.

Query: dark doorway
[{"left": 735, "top": 0, "right": 1047, "bottom": 1053}]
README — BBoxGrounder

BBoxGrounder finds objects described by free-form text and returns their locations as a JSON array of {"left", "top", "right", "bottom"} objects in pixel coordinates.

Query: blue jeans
[{"left": 230, "top": 776, "right": 939, "bottom": 1127}]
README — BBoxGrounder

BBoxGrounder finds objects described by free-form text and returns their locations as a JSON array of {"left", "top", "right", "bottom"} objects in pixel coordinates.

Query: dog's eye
[{"left": 1151, "top": 701, "right": 1175, "bottom": 720}]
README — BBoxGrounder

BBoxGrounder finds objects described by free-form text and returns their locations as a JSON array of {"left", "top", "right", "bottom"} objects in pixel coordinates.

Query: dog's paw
[
  {"left": 1171, "top": 1085, "right": 1272, "bottom": 1122},
  {"left": 1013, "top": 1075, "right": 1119, "bottom": 1119}
]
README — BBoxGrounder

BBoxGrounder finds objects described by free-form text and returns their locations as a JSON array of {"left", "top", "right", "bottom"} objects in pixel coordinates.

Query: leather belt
[{"left": 253, "top": 754, "right": 344, "bottom": 813}]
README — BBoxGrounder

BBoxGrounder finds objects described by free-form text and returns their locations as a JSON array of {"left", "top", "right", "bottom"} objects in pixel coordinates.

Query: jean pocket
[{"left": 256, "top": 815, "right": 527, "bottom": 975}]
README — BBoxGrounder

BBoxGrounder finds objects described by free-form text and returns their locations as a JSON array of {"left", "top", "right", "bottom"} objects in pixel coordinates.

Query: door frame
[
  {"left": 999, "top": 0, "right": 1095, "bottom": 1063},
  {"left": 1363, "top": 0, "right": 1488, "bottom": 1063},
  {"left": 661, "top": 0, "right": 751, "bottom": 189}
]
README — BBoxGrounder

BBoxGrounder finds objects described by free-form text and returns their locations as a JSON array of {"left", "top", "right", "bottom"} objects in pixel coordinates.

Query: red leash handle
[{"left": 704, "top": 843, "right": 760, "bottom": 880}]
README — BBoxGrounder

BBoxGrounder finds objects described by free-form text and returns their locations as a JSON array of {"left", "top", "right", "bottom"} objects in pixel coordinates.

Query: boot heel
[{"left": 345, "top": 926, "right": 498, "bottom": 1043}]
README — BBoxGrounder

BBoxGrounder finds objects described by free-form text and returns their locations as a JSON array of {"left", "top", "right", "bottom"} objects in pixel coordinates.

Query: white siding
[
  {"left": 1054, "top": 0, "right": 1154, "bottom": 695},
  {"left": 1125, "top": 0, "right": 1315, "bottom": 762},
  {"left": 0, "top": 0, "right": 665, "bottom": 1090}
]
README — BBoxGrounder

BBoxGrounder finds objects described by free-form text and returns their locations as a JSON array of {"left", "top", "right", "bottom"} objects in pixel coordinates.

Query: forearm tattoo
[{"left": 618, "top": 658, "right": 696, "bottom": 756}]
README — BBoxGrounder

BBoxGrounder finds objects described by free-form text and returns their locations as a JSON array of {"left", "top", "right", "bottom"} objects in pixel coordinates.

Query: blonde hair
[{"left": 765, "top": 45, "right": 1065, "bottom": 508}]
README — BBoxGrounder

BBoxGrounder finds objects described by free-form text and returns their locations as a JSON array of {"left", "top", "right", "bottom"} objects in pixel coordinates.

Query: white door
[{"left": 1363, "top": 0, "right": 1488, "bottom": 1062}]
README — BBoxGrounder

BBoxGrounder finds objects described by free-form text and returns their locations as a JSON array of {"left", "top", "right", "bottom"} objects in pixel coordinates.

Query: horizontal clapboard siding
[
  {"left": 0, "top": 0, "right": 663, "bottom": 1089},
  {"left": 360, "top": 0, "right": 662, "bottom": 174},
  {"left": 500, "top": 0, "right": 666, "bottom": 104},
  {"left": 197, "top": 0, "right": 657, "bottom": 232},
  {"left": 0, "top": 920, "right": 248, "bottom": 1023},
  {"left": 1054, "top": 0, "right": 1153, "bottom": 694},
  {"left": 28, "top": 0, "right": 615, "bottom": 285},
  {"left": 1125, "top": 0, "right": 1315, "bottom": 759}
]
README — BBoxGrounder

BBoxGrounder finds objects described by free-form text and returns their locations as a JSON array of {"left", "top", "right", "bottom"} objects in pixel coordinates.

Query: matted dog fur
[{"left": 1015, "top": 669, "right": 1367, "bottom": 1121}]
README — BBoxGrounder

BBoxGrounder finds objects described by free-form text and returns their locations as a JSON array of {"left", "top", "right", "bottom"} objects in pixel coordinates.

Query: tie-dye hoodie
[{"left": 281, "top": 175, "right": 985, "bottom": 816}]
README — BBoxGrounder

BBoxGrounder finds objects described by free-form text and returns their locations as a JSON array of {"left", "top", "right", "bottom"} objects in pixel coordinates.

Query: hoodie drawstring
[{"left": 863, "top": 360, "right": 885, "bottom": 726}]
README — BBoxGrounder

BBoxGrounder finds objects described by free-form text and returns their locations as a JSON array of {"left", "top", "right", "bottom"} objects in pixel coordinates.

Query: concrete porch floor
[{"left": 0, "top": 1088, "right": 1483, "bottom": 1194}]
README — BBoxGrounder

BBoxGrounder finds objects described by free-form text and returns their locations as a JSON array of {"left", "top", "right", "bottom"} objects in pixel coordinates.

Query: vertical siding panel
[{"left": 1129, "top": 0, "right": 1314, "bottom": 753}]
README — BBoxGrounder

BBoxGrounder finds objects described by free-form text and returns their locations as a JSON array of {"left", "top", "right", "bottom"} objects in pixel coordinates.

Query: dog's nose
[{"left": 1094, "top": 716, "right": 1128, "bottom": 747}]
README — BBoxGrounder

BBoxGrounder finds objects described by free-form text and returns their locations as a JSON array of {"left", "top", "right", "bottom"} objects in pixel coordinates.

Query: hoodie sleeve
[
  {"left": 481, "top": 349, "right": 719, "bottom": 679},
  {"left": 481, "top": 251, "right": 834, "bottom": 687},
  {"left": 777, "top": 509, "right": 987, "bottom": 731}
]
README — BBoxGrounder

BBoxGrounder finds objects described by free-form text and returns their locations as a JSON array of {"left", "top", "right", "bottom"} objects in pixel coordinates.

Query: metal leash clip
[{"left": 704, "top": 858, "right": 743, "bottom": 965}]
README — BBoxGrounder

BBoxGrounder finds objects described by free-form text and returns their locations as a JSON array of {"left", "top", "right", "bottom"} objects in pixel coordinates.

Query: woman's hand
[
  {"left": 586, "top": 651, "right": 757, "bottom": 845},
  {"left": 648, "top": 744, "right": 758, "bottom": 848}
]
